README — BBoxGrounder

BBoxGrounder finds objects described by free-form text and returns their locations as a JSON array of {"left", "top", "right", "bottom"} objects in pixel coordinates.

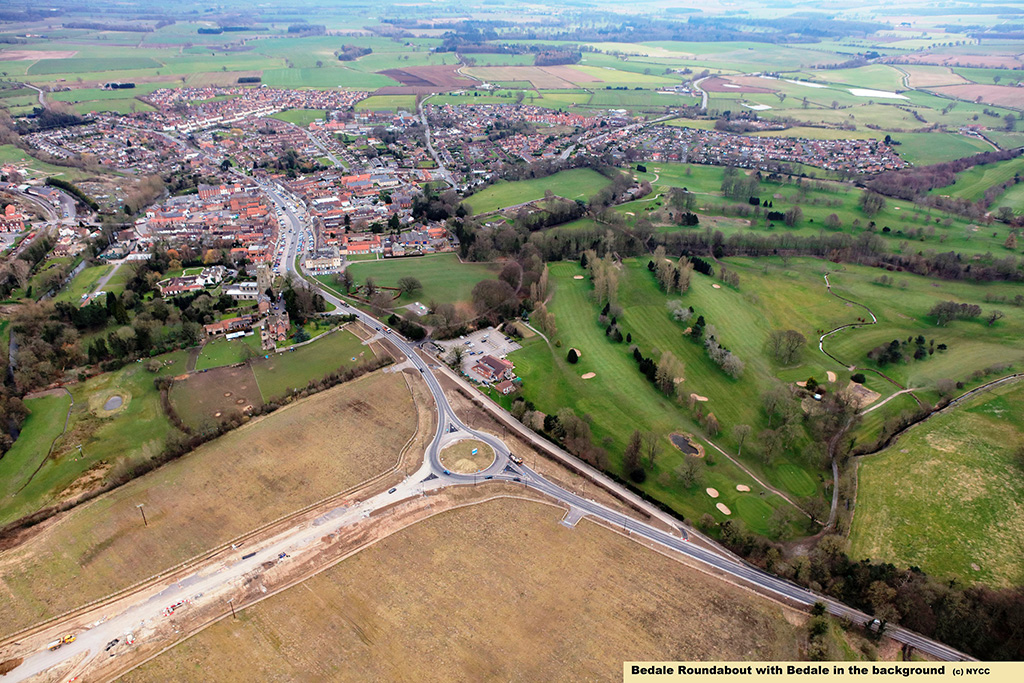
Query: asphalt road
[{"left": 2, "top": 176, "right": 974, "bottom": 683}]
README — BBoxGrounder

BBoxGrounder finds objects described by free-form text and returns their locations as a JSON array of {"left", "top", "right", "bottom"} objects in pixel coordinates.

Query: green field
[
  {"left": 341, "top": 253, "right": 501, "bottom": 308},
  {"left": 252, "top": 327, "right": 369, "bottom": 400},
  {"left": 195, "top": 333, "right": 265, "bottom": 371},
  {"left": 353, "top": 95, "right": 417, "bottom": 111},
  {"left": 850, "top": 380, "right": 1024, "bottom": 587},
  {"left": 269, "top": 108, "right": 327, "bottom": 127},
  {"left": 463, "top": 168, "right": 612, "bottom": 214},
  {"left": 0, "top": 144, "right": 90, "bottom": 182},
  {"left": 52, "top": 263, "right": 111, "bottom": 304},
  {"left": 0, "top": 352, "right": 188, "bottom": 526},
  {"left": 0, "top": 393, "right": 72, "bottom": 522}
]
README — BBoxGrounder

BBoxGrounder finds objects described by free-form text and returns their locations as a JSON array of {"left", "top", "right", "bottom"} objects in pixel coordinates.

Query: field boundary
[{"left": 0, "top": 367, "right": 422, "bottom": 644}]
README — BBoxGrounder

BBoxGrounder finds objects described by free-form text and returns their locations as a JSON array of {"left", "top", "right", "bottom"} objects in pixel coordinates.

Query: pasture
[
  {"left": 0, "top": 371, "right": 417, "bottom": 635},
  {"left": 123, "top": 499, "right": 803, "bottom": 682},
  {"left": 849, "top": 380, "right": 1024, "bottom": 587}
]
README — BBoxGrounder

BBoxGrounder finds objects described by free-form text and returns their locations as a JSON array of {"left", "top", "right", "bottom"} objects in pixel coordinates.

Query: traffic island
[{"left": 439, "top": 440, "right": 495, "bottom": 474}]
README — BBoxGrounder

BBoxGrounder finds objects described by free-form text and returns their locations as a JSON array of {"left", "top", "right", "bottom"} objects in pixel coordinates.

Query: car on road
[
  {"left": 388, "top": 487, "right": 397, "bottom": 494},
  {"left": 105, "top": 639, "right": 119, "bottom": 651},
  {"left": 508, "top": 453, "right": 523, "bottom": 464}
]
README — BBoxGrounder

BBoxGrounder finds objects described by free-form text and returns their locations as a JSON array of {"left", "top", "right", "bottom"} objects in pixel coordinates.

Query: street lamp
[
  {"left": 136, "top": 503, "right": 148, "bottom": 527},
  {"left": 227, "top": 598, "right": 237, "bottom": 619}
]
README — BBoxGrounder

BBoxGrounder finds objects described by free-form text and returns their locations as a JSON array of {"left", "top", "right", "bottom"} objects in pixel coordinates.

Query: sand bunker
[
  {"left": 796, "top": 381, "right": 807, "bottom": 387},
  {"left": 736, "top": 484, "right": 750, "bottom": 492},
  {"left": 573, "top": 275, "right": 585, "bottom": 280},
  {"left": 690, "top": 393, "right": 709, "bottom": 402},
  {"left": 826, "top": 371, "right": 837, "bottom": 382},
  {"left": 581, "top": 372, "right": 596, "bottom": 379},
  {"left": 570, "top": 348, "right": 582, "bottom": 358},
  {"left": 712, "top": 283, "right": 721, "bottom": 289},
  {"left": 716, "top": 503, "right": 732, "bottom": 515},
  {"left": 706, "top": 487, "right": 719, "bottom": 498}
]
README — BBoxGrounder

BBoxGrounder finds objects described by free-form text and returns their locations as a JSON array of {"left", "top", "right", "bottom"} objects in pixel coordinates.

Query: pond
[
  {"left": 103, "top": 395, "right": 123, "bottom": 411},
  {"left": 669, "top": 433, "right": 698, "bottom": 456}
]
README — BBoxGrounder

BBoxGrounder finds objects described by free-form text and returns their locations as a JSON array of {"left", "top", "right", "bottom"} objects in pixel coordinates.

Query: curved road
[{"left": 1, "top": 198, "right": 976, "bottom": 683}]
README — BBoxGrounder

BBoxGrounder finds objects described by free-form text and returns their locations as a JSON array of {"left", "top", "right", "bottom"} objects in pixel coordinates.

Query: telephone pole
[{"left": 136, "top": 503, "right": 147, "bottom": 527}]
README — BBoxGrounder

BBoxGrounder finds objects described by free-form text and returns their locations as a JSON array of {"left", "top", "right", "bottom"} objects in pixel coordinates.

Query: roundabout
[{"left": 439, "top": 439, "right": 495, "bottom": 474}]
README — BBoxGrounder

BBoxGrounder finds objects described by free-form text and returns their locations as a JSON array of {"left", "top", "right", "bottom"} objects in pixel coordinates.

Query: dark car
[
  {"left": 388, "top": 487, "right": 397, "bottom": 494},
  {"left": 105, "top": 639, "right": 119, "bottom": 652}
]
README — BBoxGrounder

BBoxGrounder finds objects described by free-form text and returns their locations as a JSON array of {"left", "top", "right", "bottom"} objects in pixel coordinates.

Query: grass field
[
  {"left": 0, "top": 354, "right": 186, "bottom": 527},
  {"left": 253, "top": 328, "right": 369, "bottom": 399},
  {"left": 342, "top": 253, "right": 501, "bottom": 308},
  {"left": 0, "top": 370, "right": 416, "bottom": 635},
  {"left": 849, "top": 380, "right": 1024, "bottom": 587},
  {"left": 463, "top": 168, "right": 612, "bottom": 214},
  {"left": 268, "top": 108, "right": 326, "bottom": 127},
  {"left": 0, "top": 393, "right": 72, "bottom": 520},
  {"left": 51, "top": 264, "right": 110, "bottom": 304},
  {"left": 194, "top": 333, "right": 264, "bottom": 371},
  {"left": 123, "top": 498, "right": 803, "bottom": 682},
  {"left": 0, "top": 144, "right": 90, "bottom": 182},
  {"left": 353, "top": 95, "right": 417, "bottom": 111}
]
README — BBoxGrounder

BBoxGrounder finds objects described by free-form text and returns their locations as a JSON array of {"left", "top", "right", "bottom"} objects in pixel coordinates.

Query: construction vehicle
[
  {"left": 46, "top": 634, "right": 75, "bottom": 651},
  {"left": 508, "top": 453, "right": 523, "bottom": 465}
]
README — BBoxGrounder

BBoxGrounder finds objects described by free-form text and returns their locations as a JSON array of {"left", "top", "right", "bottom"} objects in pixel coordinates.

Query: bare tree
[{"left": 732, "top": 424, "right": 752, "bottom": 457}]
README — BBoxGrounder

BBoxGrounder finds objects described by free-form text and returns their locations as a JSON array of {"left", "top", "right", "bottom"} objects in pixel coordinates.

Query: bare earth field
[
  {"left": 931, "top": 84, "right": 1024, "bottom": 109},
  {"left": 0, "top": 370, "right": 417, "bottom": 636},
  {"left": 702, "top": 76, "right": 774, "bottom": 94},
  {"left": 902, "top": 66, "right": 969, "bottom": 88},
  {"left": 378, "top": 65, "right": 473, "bottom": 90},
  {"left": 465, "top": 66, "right": 578, "bottom": 89},
  {"left": 122, "top": 498, "right": 805, "bottom": 683},
  {"left": 0, "top": 50, "right": 79, "bottom": 61}
]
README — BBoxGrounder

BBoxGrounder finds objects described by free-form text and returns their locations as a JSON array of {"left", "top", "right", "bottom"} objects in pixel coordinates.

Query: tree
[
  {"left": 447, "top": 345, "right": 464, "bottom": 370},
  {"left": 859, "top": 191, "right": 887, "bottom": 217},
  {"left": 642, "top": 432, "right": 659, "bottom": 469},
  {"left": 766, "top": 329, "right": 806, "bottom": 365},
  {"left": 1005, "top": 232, "right": 1018, "bottom": 250},
  {"left": 732, "top": 424, "right": 751, "bottom": 457},
  {"left": 759, "top": 428, "right": 783, "bottom": 465},
  {"left": 987, "top": 310, "right": 1005, "bottom": 326},
  {"left": 824, "top": 213, "right": 842, "bottom": 230},
  {"left": 566, "top": 348, "right": 579, "bottom": 364},
  {"left": 623, "top": 429, "right": 644, "bottom": 480},
  {"left": 397, "top": 276, "right": 422, "bottom": 296},
  {"left": 784, "top": 205, "right": 803, "bottom": 227},
  {"left": 676, "top": 455, "right": 702, "bottom": 487}
]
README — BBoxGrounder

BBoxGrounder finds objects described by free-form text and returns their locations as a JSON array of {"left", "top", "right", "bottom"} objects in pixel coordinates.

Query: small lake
[{"left": 103, "top": 396, "right": 123, "bottom": 411}]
